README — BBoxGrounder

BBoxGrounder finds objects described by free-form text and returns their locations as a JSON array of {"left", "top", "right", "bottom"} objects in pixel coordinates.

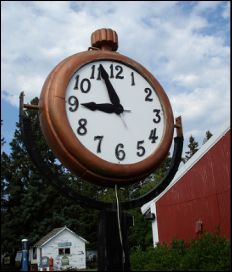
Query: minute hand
[{"left": 99, "top": 64, "right": 121, "bottom": 106}]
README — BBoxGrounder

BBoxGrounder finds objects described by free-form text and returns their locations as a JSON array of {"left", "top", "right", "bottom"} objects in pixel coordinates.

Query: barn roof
[
  {"left": 141, "top": 121, "right": 230, "bottom": 215},
  {"left": 33, "top": 226, "right": 88, "bottom": 247}
]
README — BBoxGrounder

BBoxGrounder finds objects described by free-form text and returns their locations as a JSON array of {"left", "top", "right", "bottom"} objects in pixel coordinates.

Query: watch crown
[{"left": 91, "top": 28, "right": 118, "bottom": 51}]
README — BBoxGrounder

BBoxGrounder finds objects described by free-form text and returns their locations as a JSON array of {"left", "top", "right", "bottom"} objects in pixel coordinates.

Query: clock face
[
  {"left": 65, "top": 60, "right": 165, "bottom": 165},
  {"left": 39, "top": 51, "right": 174, "bottom": 185}
]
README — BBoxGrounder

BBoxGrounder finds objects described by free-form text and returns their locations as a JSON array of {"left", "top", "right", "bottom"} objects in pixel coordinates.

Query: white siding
[
  {"left": 29, "top": 229, "right": 86, "bottom": 270},
  {"left": 151, "top": 204, "right": 159, "bottom": 247}
]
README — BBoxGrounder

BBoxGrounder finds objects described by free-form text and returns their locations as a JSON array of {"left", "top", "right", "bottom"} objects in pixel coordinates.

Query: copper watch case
[{"left": 39, "top": 50, "right": 174, "bottom": 186}]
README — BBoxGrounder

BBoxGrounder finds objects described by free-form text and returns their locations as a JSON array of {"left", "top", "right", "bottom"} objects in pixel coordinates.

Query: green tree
[
  {"left": 1, "top": 120, "right": 6, "bottom": 146},
  {"left": 130, "top": 232, "right": 230, "bottom": 271},
  {"left": 2, "top": 96, "right": 170, "bottom": 264},
  {"left": 128, "top": 208, "right": 153, "bottom": 251},
  {"left": 1, "top": 98, "right": 98, "bottom": 260},
  {"left": 184, "top": 135, "right": 199, "bottom": 162},
  {"left": 202, "top": 130, "right": 213, "bottom": 145},
  {"left": 128, "top": 153, "right": 172, "bottom": 199}
]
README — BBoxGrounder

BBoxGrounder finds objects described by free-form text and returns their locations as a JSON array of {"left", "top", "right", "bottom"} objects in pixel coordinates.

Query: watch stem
[{"left": 91, "top": 28, "right": 118, "bottom": 51}]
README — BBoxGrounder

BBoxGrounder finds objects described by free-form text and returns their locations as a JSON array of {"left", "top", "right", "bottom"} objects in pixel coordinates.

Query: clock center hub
[{"left": 115, "top": 104, "right": 124, "bottom": 115}]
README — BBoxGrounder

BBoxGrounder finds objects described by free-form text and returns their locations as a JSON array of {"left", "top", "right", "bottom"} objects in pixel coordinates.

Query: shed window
[{"left": 58, "top": 248, "right": 70, "bottom": 255}]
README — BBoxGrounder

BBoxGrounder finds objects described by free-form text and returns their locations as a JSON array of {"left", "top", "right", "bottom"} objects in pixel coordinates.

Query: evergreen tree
[
  {"left": 202, "top": 130, "right": 213, "bottom": 145},
  {"left": 2, "top": 96, "right": 167, "bottom": 263},
  {"left": 129, "top": 153, "right": 172, "bottom": 199},
  {"left": 1, "top": 120, "right": 6, "bottom": 146},
  {"left": 184, "top": 135, "right": 199, "bottom": 162},
  {"left": 1, "top": 97, "right": 98, "bottom": 260}
]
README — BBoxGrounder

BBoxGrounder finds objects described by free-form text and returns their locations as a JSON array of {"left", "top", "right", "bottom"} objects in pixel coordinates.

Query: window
[{"left": 58, "top": 248, "right": 70, "bottom": 255}]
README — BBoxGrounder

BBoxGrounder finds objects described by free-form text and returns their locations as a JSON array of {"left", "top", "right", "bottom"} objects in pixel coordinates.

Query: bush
[{"left": 130, "top": 232, "right": 230, "bottom": 271}]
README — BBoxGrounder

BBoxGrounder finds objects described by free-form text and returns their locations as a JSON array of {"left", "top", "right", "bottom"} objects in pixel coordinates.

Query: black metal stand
[
  {"left": 98, "top": 210, "right": 132, "bottom": 271},
  {"left": 19, "top": 92, "right": 183, "bottom": 271}
]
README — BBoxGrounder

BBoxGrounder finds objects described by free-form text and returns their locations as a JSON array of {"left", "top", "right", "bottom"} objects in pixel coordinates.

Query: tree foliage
[
  {"left": 184, "top": 135, "right": 199, "bottom": 162},
  {"left": 2, "top": 96, "right": 170, "bottom": 262},
  {"left": 202, "top": 130, "right": 213, "bottom": 145},
  {"left": 3, "top": 96, "right": 218, "bottom": 270},
  {"left": 130, "top": 231, "right": 230, "bottom": 271},
  {"left": 1, "top": 98, "right": 98, "bottom": 260},
  {"left": 1, "top": 120, "right": 6, "bottom": 147}
]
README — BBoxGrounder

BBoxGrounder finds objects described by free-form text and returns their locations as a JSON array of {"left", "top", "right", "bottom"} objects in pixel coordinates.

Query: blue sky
[{"left": 1, "top": 1, "right": 230, "bottom": 155}]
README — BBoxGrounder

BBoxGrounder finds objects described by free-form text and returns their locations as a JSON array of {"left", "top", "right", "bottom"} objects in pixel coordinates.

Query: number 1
[{"left": 131, "top": 72, "right": 135, "bottom": 86}]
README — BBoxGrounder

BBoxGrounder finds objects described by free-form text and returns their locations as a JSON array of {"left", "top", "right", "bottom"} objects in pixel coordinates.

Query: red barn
[{"left": 141, "top": 123, "right": 230, "bottom": 246}]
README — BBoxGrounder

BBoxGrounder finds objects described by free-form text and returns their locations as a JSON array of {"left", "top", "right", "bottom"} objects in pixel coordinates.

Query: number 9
[{"left": 68, "top": 96, "right": 79, "bottom": 112}]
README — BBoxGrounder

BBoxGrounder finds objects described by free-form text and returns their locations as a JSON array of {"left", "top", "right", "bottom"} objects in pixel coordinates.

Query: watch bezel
[{"left": 39, "top": 50, "right": 174, "bottom": 186}]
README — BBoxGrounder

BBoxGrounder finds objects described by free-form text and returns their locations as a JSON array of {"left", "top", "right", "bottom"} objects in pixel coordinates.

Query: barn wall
[{"left": 156, "top": 130, "right": 230, "bottom": 245}]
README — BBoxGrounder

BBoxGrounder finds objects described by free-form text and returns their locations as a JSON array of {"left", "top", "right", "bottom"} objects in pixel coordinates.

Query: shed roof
[
  {"left": 33, "top": 226, "right": 88, "bottom": 247},
  {"left": 141, "top": 121, "right": 230, "bottom": 214}
]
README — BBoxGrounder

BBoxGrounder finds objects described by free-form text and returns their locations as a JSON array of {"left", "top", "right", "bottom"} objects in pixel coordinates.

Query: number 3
[{"left": 153, "top": 109, "right": 161, "bottom": 123}]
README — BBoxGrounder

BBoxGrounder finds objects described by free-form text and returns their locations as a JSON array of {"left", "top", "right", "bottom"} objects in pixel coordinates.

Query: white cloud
[
  {"left": 193, "top": 1, "right": 222, "bottom": 14},
  {"left": 222, "top": 1, "right": 230, "bottom": 19},
  {"left": 173, "top": 74, "right": 199, "bottom": 87},
  {"left": 1, "top": 1, "right": 230, "bottom": 150}
]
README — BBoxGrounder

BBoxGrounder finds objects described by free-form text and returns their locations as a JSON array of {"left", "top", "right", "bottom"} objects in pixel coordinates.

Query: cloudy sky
[{"left": 1, "top": 1, "right": 230, "bottom": 155}]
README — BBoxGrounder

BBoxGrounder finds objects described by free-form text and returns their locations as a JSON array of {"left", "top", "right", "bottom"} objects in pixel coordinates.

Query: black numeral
[
  {"left": 68, "top": 96, "right": 79, "bottom": 112},
  {"left": 77, "top": 119, "right": 87, "bottom": 135},
  {"left": 115, "top": 65, "right": 124, "bottom": 79},
  {"left": 115, "top": 143, "right": 125, "bottom": 161},
  {"left": 74, "top": 75, "right": 79, "bottom": 90},
  {"left": 109, "top": 64, "right": 124, "bottom": 79},
  {"left": 90, "top": 65, "right": 101, "bottom": 80},
  {"left": 149, "top": 128, "right": 158, "bottom": 143},
  {"left": 94, "top": 136, "right": 104, "bottom": 153},
  {"left": 80, "top": 78, "right": 91, "bottom": 93},
  {"left": 131, "top": 72, "right": 135, "bottom": 86},
  {"left": 74, "top": 76, "right": 91, "bottom": 93},
  {"left": 153, "top": 109, "right": 161, "bottom": 123},
  {"left": 144, "top": 88, "right": 153, "bottom": 101},
  {"left": 90, "top": 65, "right": 95, "bottom": 79},
  {"left": 110, "top": 64, "right": 114, "bottom": 78},
  {"left": 137, "top": 140, "right": 145, "bottom": 157}
]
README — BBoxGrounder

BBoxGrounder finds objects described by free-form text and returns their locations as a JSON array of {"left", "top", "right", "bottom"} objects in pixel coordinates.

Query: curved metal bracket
[{"left": 19, "top": 92, "right": 183, "bottom": 210}]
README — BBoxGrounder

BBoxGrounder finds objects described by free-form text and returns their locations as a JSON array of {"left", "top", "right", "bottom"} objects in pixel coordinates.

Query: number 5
[{"left": 137, "top": 140, "right": 145, "bottom": 157}]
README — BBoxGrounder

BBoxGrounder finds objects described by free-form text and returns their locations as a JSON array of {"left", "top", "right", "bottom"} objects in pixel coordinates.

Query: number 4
[{"left": 149, "top": 129, "right": 158, "bottom": 143}]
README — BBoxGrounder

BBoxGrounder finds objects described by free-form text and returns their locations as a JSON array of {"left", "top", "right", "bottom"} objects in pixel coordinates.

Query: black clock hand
[
  {"left": 99, "top": 64, "right": 121, "bottom": 107},
  {"left": 81, "top": 102, "right": 117, "bottom": 113}
]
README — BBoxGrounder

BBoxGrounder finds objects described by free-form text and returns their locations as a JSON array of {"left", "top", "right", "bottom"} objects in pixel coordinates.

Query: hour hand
[
  {"left": 81, "top": 102, "right": 117, "bottom": 113},
  {"left": 99, "top": 64, "right": 121, "bottom": 106}
]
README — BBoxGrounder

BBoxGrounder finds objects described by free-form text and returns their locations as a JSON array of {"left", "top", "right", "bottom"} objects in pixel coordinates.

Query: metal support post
[{"left": 97, "top": 210, "right": 133, "bottom": 271}]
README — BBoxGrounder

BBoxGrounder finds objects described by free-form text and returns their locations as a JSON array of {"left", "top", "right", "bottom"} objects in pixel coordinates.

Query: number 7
[{"left": 94, "top": 136, "right": 104, "bottom": 153}]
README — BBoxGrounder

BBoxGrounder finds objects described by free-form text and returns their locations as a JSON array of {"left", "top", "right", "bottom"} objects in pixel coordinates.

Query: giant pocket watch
[{"left": 39, "top": 28, "right": 174, "bottom": 186}]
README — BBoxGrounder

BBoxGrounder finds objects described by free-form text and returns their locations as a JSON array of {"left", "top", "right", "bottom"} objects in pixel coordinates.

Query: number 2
[{"left": 144, "top": 88, "right": 153, "bottom": 101}]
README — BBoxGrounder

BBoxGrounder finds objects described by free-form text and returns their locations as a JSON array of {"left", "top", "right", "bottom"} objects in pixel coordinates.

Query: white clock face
[{"left": 65, "top": 60, "right": 165, "bottom": 165}]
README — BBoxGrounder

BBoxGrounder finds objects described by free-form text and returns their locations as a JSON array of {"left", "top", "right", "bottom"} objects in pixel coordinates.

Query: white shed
[{"left": 29, "top": 226, "right": 88, "bottom": 271}]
